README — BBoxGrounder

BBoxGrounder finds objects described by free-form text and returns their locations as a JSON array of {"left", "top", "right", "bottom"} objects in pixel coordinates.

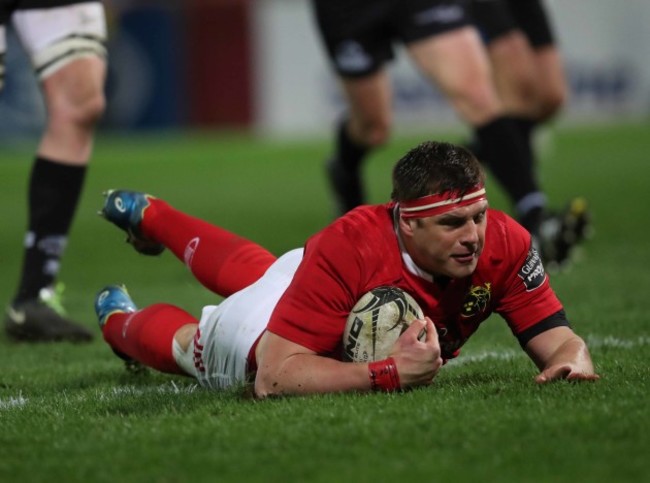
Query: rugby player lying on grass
[{"left": 94, "top": 141, "right": 598, "bottom": 396}]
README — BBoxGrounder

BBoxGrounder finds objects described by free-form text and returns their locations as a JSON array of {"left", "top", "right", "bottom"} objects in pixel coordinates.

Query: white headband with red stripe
[{"left": 399, "top": 185, "right": 487, "bottom": 219}]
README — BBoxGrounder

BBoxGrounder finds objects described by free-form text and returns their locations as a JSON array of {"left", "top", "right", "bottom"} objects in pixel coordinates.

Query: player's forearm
[
  {"left": 254, "top": 353, "right": 374, "bottom": 397},
  {"left": 526, "top": 327, "right": 595, "bottom": 372},
  {"left": 541, "top": 335, "right": 595, "bottom": 374}
]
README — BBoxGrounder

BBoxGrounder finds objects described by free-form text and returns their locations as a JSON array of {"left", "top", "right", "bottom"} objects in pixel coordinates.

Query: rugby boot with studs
[
  {"left": 95, "top": 284, "right": 144, "bottom": 373},
  {"left": 5, "top": 283, "right": 94, "bottom": 343},
  {"left": 100, "top": 190, "right": 165, "bottom": 255},
  {"left": 537, "top": 197, "right": 593, "bottom": 271}
]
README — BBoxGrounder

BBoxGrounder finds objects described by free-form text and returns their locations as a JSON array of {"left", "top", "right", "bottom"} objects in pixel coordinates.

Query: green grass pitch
[{"left": 0, "top": 122, "right": 648, "bottom": 482}]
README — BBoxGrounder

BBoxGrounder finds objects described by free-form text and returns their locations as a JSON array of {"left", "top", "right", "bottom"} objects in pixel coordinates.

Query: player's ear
[{"left": 398, "top": 215, "right": 416, "bottom": 237}]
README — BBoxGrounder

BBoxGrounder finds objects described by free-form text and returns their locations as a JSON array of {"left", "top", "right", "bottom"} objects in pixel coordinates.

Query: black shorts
[
  {"left": 470, "top": 0, "right": 555, "bottom": 48},
  {"left": 0, "top": 0, "right": 89, "bottom": 24},
  {"left": 311, "top": 0, "right": 472, "bottom": 78}
]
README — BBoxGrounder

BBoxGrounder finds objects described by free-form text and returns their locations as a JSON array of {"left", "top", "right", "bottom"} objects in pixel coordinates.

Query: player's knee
[
  {"left": 366, "top": 125, "right": 391, "bottom": 147},
  {"left": 172, "top": 325, "right": 201, "bottom": 378},
  {"left": 512, "top": 77, "right": 540, "bottom": 107},
  {"left": 76, "top": 90, "right": 106, "bottom": 126},
  {"left": 354, "top": 119, "right": 391, "bottom": 148},
  {"left": 453, "top": 82, "right": 502, "bottom": 125},
  {"left": 51, "top": 89, "right": 106, "bottom": 128},
  {"left": 537, "top": 90, "right": 566, "bottom": 121}
]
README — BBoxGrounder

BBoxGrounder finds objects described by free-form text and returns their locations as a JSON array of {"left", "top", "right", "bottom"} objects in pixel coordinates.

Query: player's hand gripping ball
[{"left": 342, "top": 286, "right": 424, "bottom": 362}]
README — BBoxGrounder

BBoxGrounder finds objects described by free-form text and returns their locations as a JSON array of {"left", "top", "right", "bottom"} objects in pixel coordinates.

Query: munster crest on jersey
[{"left": 461, "top": 283, "right": 492, "bottom": 317}]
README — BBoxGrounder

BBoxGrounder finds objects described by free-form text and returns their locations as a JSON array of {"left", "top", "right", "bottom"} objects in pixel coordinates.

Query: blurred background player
[
  {"left": 1, "top": 1, "right": 108, "bottom": 342},
  {"left": 468, "top": 0, "right": 591, "bottom": 267},
  {"left": 471, "top": 0, "right": 566, "bottom": 128},
  {"left": 315, "top": 0, "right": 585, "bottom": 267}
]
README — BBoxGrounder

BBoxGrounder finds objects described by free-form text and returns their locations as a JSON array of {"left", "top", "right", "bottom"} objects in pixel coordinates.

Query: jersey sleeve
[
  {"left": 266, "top": 227, "right": 369, "bottom": 355},
  {"left": 493, "top": 216, "right": 564, "bottom": 337}
]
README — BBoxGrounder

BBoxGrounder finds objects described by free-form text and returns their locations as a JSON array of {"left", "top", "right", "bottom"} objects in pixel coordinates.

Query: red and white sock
[
  {"left": 102, "top": 304, "right": 197, "bottom": 374},
  {"left": 141, "top": 199, "right": 277, "bottom": 297}
]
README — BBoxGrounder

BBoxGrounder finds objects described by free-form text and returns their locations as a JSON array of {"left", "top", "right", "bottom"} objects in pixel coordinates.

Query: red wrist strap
[{"left": 368, "top": 357, "right": 401, "bottom": 392}]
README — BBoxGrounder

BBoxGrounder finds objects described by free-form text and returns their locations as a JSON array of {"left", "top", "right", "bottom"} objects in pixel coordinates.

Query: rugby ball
[{"left": 342, "top": 286, "right": 424, "bottom": 362}]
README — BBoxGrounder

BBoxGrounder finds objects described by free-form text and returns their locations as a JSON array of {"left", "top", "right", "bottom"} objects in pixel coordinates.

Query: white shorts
[
  {"left": 1, "top": 2, "right": 106, "bottom": 86},
  {"left": 174, "top": 248, "right": 304, "bottom": 390}
]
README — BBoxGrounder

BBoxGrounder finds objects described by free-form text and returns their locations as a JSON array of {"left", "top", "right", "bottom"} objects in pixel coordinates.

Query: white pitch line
[
  {"left": 584, "top": 335, "right": 650, "bottom": 349},
  {"left": 0, "top": 394, "right": 28, "bottom": 410},
  {"left": 444, "top": 334, "right": 649, "bottom": 368},
  {"left": 446, "top": 349, "right": 521, "bottom": 367},
  {"left": 95, "top": 381, "right": 201, "bottom": 401},
  {"left": 0, "top": 382, "right": 199, "bottom": 411}
]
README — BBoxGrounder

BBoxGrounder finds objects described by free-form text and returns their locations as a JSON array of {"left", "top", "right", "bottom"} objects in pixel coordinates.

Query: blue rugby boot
[
  {"left": 95, "top": 284, "right": 137, "bottom": 327},
  {"left": 100, "top": 190, "right": 165, "bottom": 255},
  {"left": 95, "top": 285, "right": 144, "bottom": 373}
]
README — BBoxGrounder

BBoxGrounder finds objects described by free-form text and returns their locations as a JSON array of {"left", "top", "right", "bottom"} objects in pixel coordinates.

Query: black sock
[
  {"left": 514, "top": 117, "right": 536, "bottom": 139},
  {"left": 464, "top": 135, "right": 483, "bottom": 160},
  {"left": 327, "top": 119, "right": 372, "bottom": 212},
  {"left": 474, "top": 116, "right": 546, "bottom": 235},
  {"left": 474, "top": 116, "right": 542, "bottom": 200},
  {"left": 13, "top": 157, "right": 87, "bottom": 304},
  {"left": 334, "top": 119, "right": 370, "bottom": 171},
  {"left": 513, "top": 116, "right": 538, "bottom": 160},
  {"left": 512, "top": 117, "right": 546, "bottom": 234}
]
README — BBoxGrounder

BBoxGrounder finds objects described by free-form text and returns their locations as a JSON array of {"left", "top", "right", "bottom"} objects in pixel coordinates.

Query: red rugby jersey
[{"left": 266, "top": 203, "right": 562, "bottom": 360}]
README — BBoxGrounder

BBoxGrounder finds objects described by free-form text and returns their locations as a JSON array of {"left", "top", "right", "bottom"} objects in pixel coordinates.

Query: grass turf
[{"left": 0, "top": 122, "right": 648, "bottom": 482}]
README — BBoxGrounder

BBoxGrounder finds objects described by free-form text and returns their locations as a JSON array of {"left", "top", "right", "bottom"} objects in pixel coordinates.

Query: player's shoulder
[
  {"left": 305, "top": 203, "right": 399, "bottom": 266},
  {"left": 328, "top": 203, "right": 395, "bottom": 239},
  {"left": 487, "top": 208, "right": 528, "bottom": 237}
]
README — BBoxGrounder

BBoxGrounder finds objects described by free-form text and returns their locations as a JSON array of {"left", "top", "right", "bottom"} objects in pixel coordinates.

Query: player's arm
[
  {"left": 495, "top": 219, "right": 598, "bottom": 384},
  {"left": 254, "top": 317, "right": 442, "bottom": 397},
  {"left": 524, "top": 326, "right": 599, "bottom": 383}
]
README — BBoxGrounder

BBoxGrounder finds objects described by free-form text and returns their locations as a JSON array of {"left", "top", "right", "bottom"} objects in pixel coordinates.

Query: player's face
[{"left": 401, "top": 201, "right": 488, "bottom": 279}]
